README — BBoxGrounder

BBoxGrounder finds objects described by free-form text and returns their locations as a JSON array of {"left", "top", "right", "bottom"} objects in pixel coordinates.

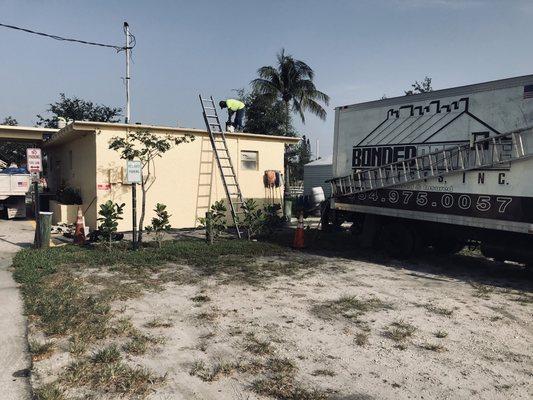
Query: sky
[{"left": 1, "top": 0, "right": 533, "bottom": 156}]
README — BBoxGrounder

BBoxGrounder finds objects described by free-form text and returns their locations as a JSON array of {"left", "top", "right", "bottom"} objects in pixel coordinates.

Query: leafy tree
[
  {"left": 236, "top": 89, "right": 296, "bottom": 137},
  {"left": 109, "top": 130, "right": 194, "bottom": 245},
  {"left": 37, "top": 93, "right": 122, "bottom": 128},
  {"left": 286, "top": 135, "right": 311, "bottom": 182},
  {"left": 97, "top": 200, "right": 125, "bottom": 250},
  {"left": 239, "top": 199, "right": 265, "bottom": 240},
  {"left": 405, "top": 77, "right": 433, "bottom": 95},
  {"left": 1, "top": 116, "right": 18, "bottom": 126},
  {"left": 145, "top": 203, "right": 172, "bottom": 248},
  {"left": 251, "top": 49, "right": 330, "bottom": 136},
  {"left": 197, "top": 200, "right": 227, "bottom": 239}
]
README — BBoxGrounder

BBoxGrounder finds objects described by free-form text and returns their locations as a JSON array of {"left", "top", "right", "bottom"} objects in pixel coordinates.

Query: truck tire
[
  {"left": 380, "top": 223, "right": 418, "bottom": 259},
  {"left": 433, "top": 238, "right": 464, "bottom": 255}
]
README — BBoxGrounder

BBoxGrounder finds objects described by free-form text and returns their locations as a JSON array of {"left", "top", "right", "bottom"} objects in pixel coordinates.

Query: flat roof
[
  {"left": 305, "top": 155, "right": 332, "bottom": 166},
  {"left": 0, "top": 125, "right": 58, "bottom": 141},
  {"left": 45, "top": 121, "right": 300, "bottom": 147},
  {"left": 337, "top": 73, "right": 533, "bottom": 111}
]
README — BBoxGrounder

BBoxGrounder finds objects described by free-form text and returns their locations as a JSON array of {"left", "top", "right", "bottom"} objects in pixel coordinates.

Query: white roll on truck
[{"left": 327, "top": 74, "right": 533, "bottom": 263}]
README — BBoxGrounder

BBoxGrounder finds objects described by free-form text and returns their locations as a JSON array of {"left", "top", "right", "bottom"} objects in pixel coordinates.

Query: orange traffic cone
[
  {"left": 73, "top": 206, "right": 85, "bottom": 245},
  {"left": 292, "top": 212, "right": 305, "bottom": 249}
]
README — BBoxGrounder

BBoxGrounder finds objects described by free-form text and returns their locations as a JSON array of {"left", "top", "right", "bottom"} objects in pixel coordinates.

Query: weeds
[
  {"left": 355, "top": 332, "right": 369, "bottom": 346},
  {"left": 92, "top": 345, "right": 121, "bottom": 363},
  {"left": 424, "top": 303, "right": 454, "bottom": 317},
  {"left": 470, "top": 283, "right": 494, "bottom": 299},
  {"left": 189, "top": 359, "right": 243, "bottom": 382},
  {"left": 144, "top": 318, "right": 173, "bottom": 329},
  {"left": 252, "top": 356, "right": 327, "bottom": 400},
  {"left": 422, "top": 343, "right": 447, "bottom": 352},
  {"left": 312, "top": 295, "right": 391, "bottom": 321},
  {"left": 63, "top": 356, "right": 161, "bottom": 397},
  {"left": 33, "top": 382, "right": 66, "bottom": 400},
  {"left": 123, "top": 332, "right": 162, "bottom": 355},
  {"left": 29, "top": 340, "right": 54, "bottom": 362},
  {"left": 244, "top": 333, "right": 273, "bottom": 356},
  {"left": 385, "top": 321, "right": 416, "bottom": 342},
  {"left": 312, "top": 369, "right": 336, "bottom": 377},
  {"left": 434, "top": 330, "right": 448, "bottom": 338},
  {"left": 191, "top": 294, "right": 211, "bottom": 303}
]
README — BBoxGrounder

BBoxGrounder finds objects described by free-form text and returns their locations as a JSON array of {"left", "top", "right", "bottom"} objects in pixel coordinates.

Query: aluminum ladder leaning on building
[
  {"left": 330, "top": 126, "right": 533, "bottom": 196},
  {"left": 199, "top": 95, "right": 246, "bottom": 238}
]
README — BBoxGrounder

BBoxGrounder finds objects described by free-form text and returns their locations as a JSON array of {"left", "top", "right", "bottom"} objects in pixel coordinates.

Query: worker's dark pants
[{"left": 234, "top": 109, "right": 244, "bottom": 131}]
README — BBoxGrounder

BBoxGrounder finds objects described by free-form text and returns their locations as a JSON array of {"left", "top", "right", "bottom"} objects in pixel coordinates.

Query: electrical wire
[{"left": 0, "top": 22, "right": 132, "bottom": 52}]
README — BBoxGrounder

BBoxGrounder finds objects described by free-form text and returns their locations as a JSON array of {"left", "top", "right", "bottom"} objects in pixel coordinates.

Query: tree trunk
[
  {"left": 284, "top": 101, "right": 291, "bottom": 189},
  {"left": 138, "top": 177, "right": 147, "bottom": 244}
]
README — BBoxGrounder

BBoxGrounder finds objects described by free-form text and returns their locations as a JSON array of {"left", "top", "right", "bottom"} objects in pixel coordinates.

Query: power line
[{"left": 0, "top": 22, "right": 130, "bottom": 52}]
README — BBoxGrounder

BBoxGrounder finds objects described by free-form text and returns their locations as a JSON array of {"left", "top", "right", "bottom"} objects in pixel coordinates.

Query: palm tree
[{"left": 251, "top": 49, "right": 330, "bottom": 136}]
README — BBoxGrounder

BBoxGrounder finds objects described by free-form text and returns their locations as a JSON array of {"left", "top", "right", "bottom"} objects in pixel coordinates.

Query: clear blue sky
[{"left": 2, "top": 0, "right": 533, "bottom": 155}]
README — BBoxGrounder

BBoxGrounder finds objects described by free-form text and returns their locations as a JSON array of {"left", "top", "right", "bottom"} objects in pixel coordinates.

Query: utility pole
[
  {"left": 124, "top": 21, "right": 131, "bottom": 124},
  {"left": 124, "top": 22, "right": 137, "bottom": 249}
]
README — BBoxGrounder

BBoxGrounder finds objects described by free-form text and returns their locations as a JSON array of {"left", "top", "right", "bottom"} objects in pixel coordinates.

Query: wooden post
[
  {"left": 205, "top": 211, "right": 213, "bottom": 245},
  {"left": 37, "top": 212, "right": 53, "bottom": 249},
  {"left": 33, "top": 179, "right": 41, "bottom": 248}
]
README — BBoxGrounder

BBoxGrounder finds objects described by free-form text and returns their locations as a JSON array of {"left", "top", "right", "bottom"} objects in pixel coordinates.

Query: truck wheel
[
  {"left": 380, "top": 223, "right": 417, "bottom": 259},
  {"left": 433, "top": 239, "right": 464, "bottom": 255}
]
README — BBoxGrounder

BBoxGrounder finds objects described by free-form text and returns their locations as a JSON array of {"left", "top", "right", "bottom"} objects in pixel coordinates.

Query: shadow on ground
[{"left": 266, "top": 227, "right": 533, "bottom": 293}]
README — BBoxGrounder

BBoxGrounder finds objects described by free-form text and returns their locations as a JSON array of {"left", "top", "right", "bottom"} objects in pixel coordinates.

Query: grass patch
[
  {"left": 244, "top": 333, "right": 273, "bottom": 356},
  {"left": 312, "top": 295, "right": 391, "bottom": 321},
  {"left": 421, "top": 342, "right": 447, "bottom": 352},
  {"left": 424, "top": 303, "right": 454, "bottom": 317},
  {"left": 33, "top": 382, "right": 66, "bottom": 400},
  {"left": 252, "top": 356, "right": 327, "bottom": 400},
  {"left": 144, "top": 318, "right": 173, "bottom": 328},
  {"left": 311, "top": 368, "right": 336, "bottom": 377},
  {"left": 123, "top": 332, "right": 162, "bottom": 355},
  {"left": 29, "top": 340, "right": 54, "bottom": 362},
  {"left": 92, "top": 345, "right": 121, "bottom": 363},
  {"left": 63, "top": 356, "right": 161, "bottom": 397},
  {"left": 434, "top": 330, "right": 448, "bottom": 338},
  {"left": 190, "top": 294, "right": 211, "bottom": 303},
  {"left": 470, "top": 283, "right": 494, "bottom": 299},
  {"left": 385, "top": 321, "right": 416, "bottom": 342},
  {"left": 189, "top": 359, "right": 244, "bottom": 382},
  {"left": 354, "top": 332, "right": 369, "bottom": 346}
]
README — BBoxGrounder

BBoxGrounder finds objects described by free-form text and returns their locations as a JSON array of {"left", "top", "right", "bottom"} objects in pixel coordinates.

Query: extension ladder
[
  {"left": 199, "top": 95, "right": 245, "bottom": 238},
  {"left": 330, "top": 126, "right": 533, "bottom": 196}
]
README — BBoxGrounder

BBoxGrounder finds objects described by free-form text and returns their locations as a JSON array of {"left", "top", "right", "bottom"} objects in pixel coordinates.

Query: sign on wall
[
  {"left": 26, "top": 148, "right": 42, "bottom": 173},
  {"left": 126, "top": 160, "right": 142, "bottom": 184}
]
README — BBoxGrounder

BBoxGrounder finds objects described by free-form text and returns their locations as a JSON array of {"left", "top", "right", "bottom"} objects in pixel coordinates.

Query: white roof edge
[{"left": 337, "top": 73, "right": 533, "bottom": 111}]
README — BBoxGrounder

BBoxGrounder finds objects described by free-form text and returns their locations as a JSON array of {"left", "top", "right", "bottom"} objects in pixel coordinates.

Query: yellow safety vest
[{"left": 226, "top": 99, "right": 245, "bottom": 111}]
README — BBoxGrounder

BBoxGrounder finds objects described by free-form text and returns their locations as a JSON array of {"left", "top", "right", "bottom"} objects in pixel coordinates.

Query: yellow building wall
[
  {"left": 46, "top": 133, "right": 98, "bottom": 227},
  {"left": 92, "top": 128, "right": 286, "bottom": 232}
]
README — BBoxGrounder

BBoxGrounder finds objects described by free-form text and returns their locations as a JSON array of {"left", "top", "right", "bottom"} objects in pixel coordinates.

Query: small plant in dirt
[
  {"left": 144, "top": 318, "right": 173, "bottom": 329},
  {"left": 424, "top": 303, "right": 454, "bottom": 317},
  {"left": 197, "top": 200, "right": 228, "bottom": 239},
  {"left": 239, "top": 199, "right": 265, "bottom": 239},
  {"left": 191, "top": 294, "right": 211, "bottom": 303},
  {"left": 385, "top": 320, "right": 417, "bottom": 342},
  {"left": 189, "top": 359, "right": 243, "bottom": 382},
  {"left": 92, "top": 345, "right": 122, "bottom": 363},
  {"left": 313, "top": 295, "right": 391, "bottom": 321},
  {"left": 97, "top": 200, "right": 125, "bottom": 249},
  {"left": 244, "top": 333, "right": 273, "bottom": 355},
  {"left": 263, "top": 203, "right": 284, "bottom": 235},
  {"left": 354, "top": 332, "right": 369, "bottom": 346},
  {"left": 470, "top": 282, "right": 495, "bottom": 299},
  {"left": 33, "top": 382, "right": 66, "bottom": 400},
  {"left": 123, "top": 332, "right": 161, "bottom": 355},
  {"left": 29, "top": 340, "right": 55, "bottom": 362},
  {"left": 435, "top": 330, "right": 448, "bottom": 338},
  {"left": 312, "top": 368, "right": 336, "bottom": 377},
  {"left": 422, "top": 342, "right": 447, "bottom": 352},
  {"left": 145, "top": 203, "right": 172, "bottom": 247}
]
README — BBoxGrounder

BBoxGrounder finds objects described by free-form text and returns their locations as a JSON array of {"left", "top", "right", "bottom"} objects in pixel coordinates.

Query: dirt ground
[{"left": 29, "top": 235, "right": 532, "bottom": 400}]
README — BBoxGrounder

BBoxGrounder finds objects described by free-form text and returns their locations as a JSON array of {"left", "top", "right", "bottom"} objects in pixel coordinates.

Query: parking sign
[
  {"left": 126, "top": 160, "right": 142, "bottom": 183},
  {"left": 26, "top": 148, "right": 42, "bottom": 173}
]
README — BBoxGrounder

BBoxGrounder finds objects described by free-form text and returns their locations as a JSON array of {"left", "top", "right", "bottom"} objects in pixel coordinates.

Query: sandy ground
[{"left": 31, "top": 244, "right": 532, "bottom": 400}]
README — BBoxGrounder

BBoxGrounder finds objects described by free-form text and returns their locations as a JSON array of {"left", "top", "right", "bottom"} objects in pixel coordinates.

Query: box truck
[{"left": 327, "top": 74, "right": 533, "bottom": 263}]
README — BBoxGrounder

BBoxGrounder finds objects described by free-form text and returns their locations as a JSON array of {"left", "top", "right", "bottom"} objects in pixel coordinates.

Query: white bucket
[{"left": 310, "top": 186, "right": 325, "bottom": 205}]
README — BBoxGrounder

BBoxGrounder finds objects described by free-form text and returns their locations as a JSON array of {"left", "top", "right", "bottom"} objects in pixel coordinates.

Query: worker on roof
[{"left": 219, "top": 99, "right": 245, "bottom": 132}]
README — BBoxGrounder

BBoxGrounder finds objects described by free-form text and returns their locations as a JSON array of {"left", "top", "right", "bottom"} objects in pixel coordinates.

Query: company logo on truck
[{"left": 352, "top": 97, "right": 501, "bottom": 169}]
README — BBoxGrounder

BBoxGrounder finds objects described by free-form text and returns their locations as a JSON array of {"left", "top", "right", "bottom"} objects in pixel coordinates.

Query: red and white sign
[
  {"left": 97, "top": 183, "right": 111, "bottom": 191},
  {"left": 26, "top": 148, "right": 42, "bottom": 173}
]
